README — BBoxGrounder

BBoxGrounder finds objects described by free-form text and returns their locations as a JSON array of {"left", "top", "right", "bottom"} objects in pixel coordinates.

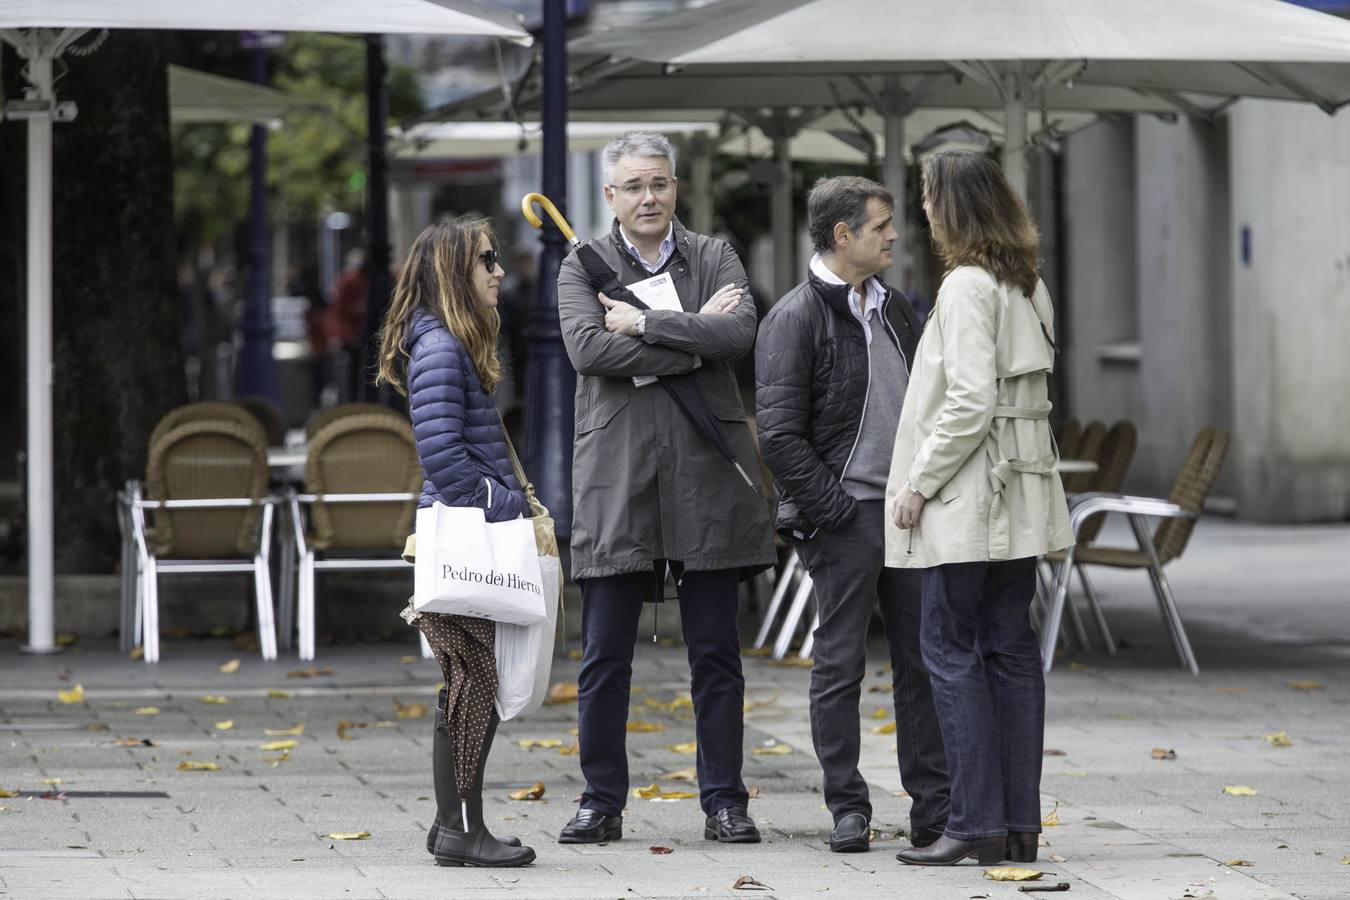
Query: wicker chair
[
  {"left": 1040, "top": 427, "right": 1230, "bottom": 675},
  {"left": 1055, "top": 417, "right": 1084, "bottom": 459},
  {"left": 305, "top": 402, "right": 402, "bottom": 441},
  {"left": 1062, "top": 419, "right": 1107, "bottom": 493},
  {"left": 126, "top": 415, "right": 278, "bottom": 663},
  {"left": 237, "top": 395, "right": 287, "bottom": 446},
  {"left": 286, "top": 413, "right": 422, "bottom": 660}
]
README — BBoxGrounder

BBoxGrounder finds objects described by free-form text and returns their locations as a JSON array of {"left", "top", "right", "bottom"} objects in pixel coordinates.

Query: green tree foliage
[{"left": 173, "top": 33, "right": 423, "bottom": 241}]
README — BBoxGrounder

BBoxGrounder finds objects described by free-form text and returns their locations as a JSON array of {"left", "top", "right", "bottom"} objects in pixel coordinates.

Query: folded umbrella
[{"left": 522, "top": 193, "right": 755, "bottom": 489}]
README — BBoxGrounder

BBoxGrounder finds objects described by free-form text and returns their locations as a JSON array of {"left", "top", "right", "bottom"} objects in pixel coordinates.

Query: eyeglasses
[
  {"left": 608, "top": 177, "right": 676, "bottom": 198},
  {"left": 478, "top": 248, "right": 500, "bottom": 271}
]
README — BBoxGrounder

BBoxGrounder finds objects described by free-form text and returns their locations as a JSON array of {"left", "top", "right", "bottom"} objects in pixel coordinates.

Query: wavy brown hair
[
  {"left": 375, "top": 217, "right": 502, "bottom": 396},
  {"left": 921, "top": 150, "right": 1041, "bottom": 297}
]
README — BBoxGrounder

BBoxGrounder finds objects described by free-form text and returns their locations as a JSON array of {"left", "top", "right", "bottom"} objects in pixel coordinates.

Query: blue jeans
[{"left": 920, "top": 557, "right": 1044, "bottom": 840}]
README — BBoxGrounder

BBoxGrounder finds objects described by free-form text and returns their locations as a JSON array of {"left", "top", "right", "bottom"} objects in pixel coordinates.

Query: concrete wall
[{"left": 1228, "top": 100, "right": 1350, "bottom": 521}]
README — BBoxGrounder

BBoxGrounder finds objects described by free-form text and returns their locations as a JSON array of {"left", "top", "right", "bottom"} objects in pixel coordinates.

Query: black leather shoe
[
  {"left": 896, "top": 834, "right": 1005, "bottom": 866},
  {"left": 910, "top": 824, "right": 945, "bottom": 849},
  {"left": 828, "top": 813, "right": 870, "bottom": 853},
  {"left": 1006, "top": 832, "right": 1038, "bottom": 862},
  {"left": 559, "top": 808, "right": 622, "bottom": 844},
  {"left": 704, "top": 806, "right": 761, "bottom": 844}
]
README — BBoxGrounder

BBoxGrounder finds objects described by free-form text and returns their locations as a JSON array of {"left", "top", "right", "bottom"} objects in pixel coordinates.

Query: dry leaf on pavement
[
  {"left": 264, "top": 724, "right": 305, "bottom": 737},
  {"left": 1287, "top": 680, "right": 1324, "bottom": 691},
  {"left": 1339, "top": 855, "right": 1350, "bottom": 865},
  {"left": 0, "top": 789, "right": 18, "bottom": 798},
  {"left": 544, "top": 682, "right": 579, "bottom": 704},
  {"left": 1262, "top": 731, "right": 1292, "bottom": 747},
  {"left": 1151, "top": 748, "right": 1177, "bottom": 760},
  {"left": 129, "top": 646, "right": 144, "bottom": 660},
  {"left": 984, "top": 867, "right": 1044, "bottom": 881},
  {"left": 669, "top": 741, "right": 697, "bottom": 754},
  {"left": 558, "top": 742, "right": 580, "bottom": 756},
  {"left": 267, "top": 689, "right": 294, "bottom": 699},
  {"left": 57, "top": 684, "right": 85, "bottom": 704},
  {"left": 218, "top": 659, "right": 240, "bottom": 675},
  {"left": 766, "top": 657, "right": 813, "bottom": 668},
  {"left": 732, "top": 875, "right": 772, "bottom": 890},
  {"left": 287, "top": 666, "right": 334, "bottom": 679},
  {"left": 40, "top": 778, "right": 62, "bottom": 785},
  {"left": 85, "top": 723, "right": 109, "bottom": 732},
  {"left": 336, "top": 720, "right": 368, "bottom": 741},
  {"left": 259, "top": 739, "right": 298, "bottom": 751},
  {"left": 741, "top": 647, "right": 772, "bottom": 658},
  {"left": 649, "top": 846, "right": 674, "bottom": 854},
  {"left": 394, "top": 699, "right": 428, "bottom": 719},
  {"left": 1216, "top": 686, "right": 1248, "bottom": 694},
  {"left": 747, "top": 786, "right": 760, "bottom": 799},
  {"left": 134, "top": 706, "right": 160, "bottom": 716},
  {"left": 1224, "top": 859, "right": 1255, "bottom": 867},
  {"left": 198, "top": 695, "right": 231, "bottom": 705},
  {"left": 214, "top": 720, "right": 234, "bottom": 731},
  {"left": 1223, "top": 785, "right": 1258, "bottom": 796},
  {"left": 663, "top": 766, "right": 698, "bottom": 782},
  {"left": 869, "top": 708, "right": 889, "bottom": 719},
  {"left": 327, "top": 831, "right": 370, "bottom": 840},
  {"left": 508, "top": 782, "right": 545, "bottom": 801},
  {"left": 871, "top": 722, "right": 896, "bottom": 735},
  {"left": 1041, "top": 803, "right": 1060, "bottom": 827},
  {"left": 399, "top": 655, "right": 418, "bottom": 664},
  {"left": 751, "top": 742, "right": 793, "bottom": 756},
  {"left": 177, "top": 761, "right": 219, "bottom": 771},
  {"left": 627, "top": 720, "right": 665, "bottom": 733},
  {"left": 517, "top": 739, "right": 563, "bottom": 749},
  {"left": 567, "top": 648, "right": 583, "bottom": 660}
]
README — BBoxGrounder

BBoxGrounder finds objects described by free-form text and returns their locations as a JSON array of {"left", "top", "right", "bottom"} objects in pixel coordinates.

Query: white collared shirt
[
  {"left": 810, "top": 253, "right": 886, "bottom": 345},
  {"left": 620, "top": 222, "right": 676, "bottom": 274}
]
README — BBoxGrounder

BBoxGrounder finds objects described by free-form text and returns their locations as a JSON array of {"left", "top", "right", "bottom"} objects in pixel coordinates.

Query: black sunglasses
[{"left": 478, "top": 248, "right": 501, "bottom": 271}]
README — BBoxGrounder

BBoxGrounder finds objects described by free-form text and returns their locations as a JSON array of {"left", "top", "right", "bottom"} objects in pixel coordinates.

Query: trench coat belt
[{"left": 986, "top": 402, "right": 1057, "bottom": 558}]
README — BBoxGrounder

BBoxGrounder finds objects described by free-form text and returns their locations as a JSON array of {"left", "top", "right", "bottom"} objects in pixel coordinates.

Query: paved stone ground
[{"left": 0, "top": 518, "right": 1347, "bottom": 899}]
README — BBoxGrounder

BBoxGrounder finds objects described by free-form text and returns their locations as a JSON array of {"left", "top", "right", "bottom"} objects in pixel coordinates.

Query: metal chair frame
[
  {"left": 1041, "top": 493, "right": 1201, "bottom": 675},
  {"left": 124, "top": 480, "right": 279, "bottom": 664}
]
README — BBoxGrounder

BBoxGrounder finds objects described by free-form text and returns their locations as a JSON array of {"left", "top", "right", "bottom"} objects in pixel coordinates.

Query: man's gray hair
[
  {"left": 807, "top": 175, "right": 893, "bottom": 253},
  {"left": 601, "top": 130, "right": 678, "bottom": 185}
]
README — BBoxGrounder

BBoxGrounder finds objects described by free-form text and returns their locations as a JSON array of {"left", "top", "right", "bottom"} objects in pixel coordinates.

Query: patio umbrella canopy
[
  {"left": 0, "top": 1, "right": 531, "bottom": 655},
  {"left": 168, "top": 65, "right": 327, "bottom": 125}
]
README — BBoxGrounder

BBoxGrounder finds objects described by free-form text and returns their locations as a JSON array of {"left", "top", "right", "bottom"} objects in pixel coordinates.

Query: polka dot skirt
[{"left": 412, "top": 611, "right": 498, "bottom": 798}]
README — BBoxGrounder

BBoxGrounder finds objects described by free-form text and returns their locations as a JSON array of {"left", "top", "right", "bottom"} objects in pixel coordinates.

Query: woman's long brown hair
[
  {"left": 375, "top": 217, "right": 502, "bottom": 396},
  {"left": 921, "top": 150, "right": 1041, "bottom": 297}
]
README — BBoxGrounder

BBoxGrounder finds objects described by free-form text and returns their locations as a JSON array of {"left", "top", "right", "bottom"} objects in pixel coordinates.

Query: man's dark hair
[{"left": 807, "top": 176, "right": 894, "bottom": 253}]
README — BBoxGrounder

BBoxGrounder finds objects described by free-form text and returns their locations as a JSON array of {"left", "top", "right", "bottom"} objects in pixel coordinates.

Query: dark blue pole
[
  {"left": 524, "top": 0, "right": 575, "bottom": 538},
  {"left": 236, "top": 44, "right": 280, "bottom": 404},
  {"left": 361, "top": 34, "right": 392, "bottom": 403}
]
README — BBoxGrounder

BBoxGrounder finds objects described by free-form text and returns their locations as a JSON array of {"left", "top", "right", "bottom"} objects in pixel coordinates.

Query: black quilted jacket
[{"left": 754, "top": 272, "right": 922, "bottom": 538}]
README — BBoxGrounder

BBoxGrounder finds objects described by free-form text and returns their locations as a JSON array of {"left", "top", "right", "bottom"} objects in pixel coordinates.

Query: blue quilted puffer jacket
[{"left": 405, "top": 307, "right": 526, "bottom": 521}]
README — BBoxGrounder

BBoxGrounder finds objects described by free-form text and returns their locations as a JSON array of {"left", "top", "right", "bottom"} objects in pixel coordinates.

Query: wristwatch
[{"left": 636, "top": 312, "right": 647, "bottom": 336}]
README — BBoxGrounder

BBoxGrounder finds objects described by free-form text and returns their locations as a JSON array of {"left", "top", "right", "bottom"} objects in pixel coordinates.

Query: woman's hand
[{"left": 892, "top": 483, "right": 926, "bottom": 530}]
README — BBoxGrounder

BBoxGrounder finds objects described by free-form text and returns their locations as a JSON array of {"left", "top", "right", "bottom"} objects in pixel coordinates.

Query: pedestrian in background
[
  {"left": 756, "top": 175, "right": 950, "bottom": 855},
  {"left": 555, "top": 130, "right": 776, "bottom": 846},
  {"left": 375, "top": 216, "right": 536, "bottom": 868},
  {"left": 887, "top": 150, "right": 1072, "bottom": 867}
]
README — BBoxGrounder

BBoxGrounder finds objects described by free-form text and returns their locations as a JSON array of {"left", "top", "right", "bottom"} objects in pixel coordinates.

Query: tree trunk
[{"left": 1, "top": 31, "right": 186, "bottom": 574}]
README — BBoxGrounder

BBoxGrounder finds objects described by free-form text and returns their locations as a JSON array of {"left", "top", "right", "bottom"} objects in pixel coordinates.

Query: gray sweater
[{"left": 841, "top": 308, "right": 908, "bottom": 501}]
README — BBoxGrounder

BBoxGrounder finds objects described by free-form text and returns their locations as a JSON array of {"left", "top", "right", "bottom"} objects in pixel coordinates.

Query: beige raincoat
[{"left": 884, "top": 265, "right": 1072, "bottom": 568}]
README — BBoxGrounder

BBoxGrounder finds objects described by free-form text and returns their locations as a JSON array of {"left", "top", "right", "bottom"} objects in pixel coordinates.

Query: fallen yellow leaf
[
  {"left": 559, "top": 742, "right": 580, "bottom": 756},
  {"left": 86, "top": 723, "right": 109, "bottom": 732},
  {"left": 1152, "top": 748, "right": 1177, "bottom": 760},
  {"left": 1340, "top": 855, "right": 1350, "bottom": 865},
  {"left": 741, "top": 646, "right": 773, "bottom": 658},
  {"left": 644, "top": 696, "right": 694, "bottom": 712},
  {"left": 1262, "top": 731, "right": 1292, "bottom": 748},
  {"left": 1224, "top": 859, "right": 1255, "bottom": 867},
  {"left": 267, "top": 689, "right": 294, "bottom": 699},
  {"left": 40, "top": 777, "right": 61, "bottom": 785},
  {"left": 1067, "top": 662, "right": 1093, "bottom": 673},
  {"left": 134, "top": 706, "right": 160, "bottom": 716},
  {"left": 129, "top": 646, "right": 144, "bottom": 660},
  {"left": 752, "top": 743, "right": 793, "bottom": 756},
  {"left": 508, "top": 782, "right": 545, "bottom": 801},
  {"left": 112, "top": 737, "right": 156, "bottom": 747},
  {"left": 627, "top": 720, "right": 665, "bottom": 733},
  {"left": 0, "top": 789, "right": 18, "bottom": 798},
  {"left": 655, "top": 790, "right": 697, "bottom": 800},
  {"left": 214, "top": 720, "right": 234, "bottom": 731},
  {"left": 264, "top": 751, "right": 291, "bottom": 766},
  {"left": 394, "top": 699, "right": 428, "bottom": 719},
  {"left": 984, "top": 867, "right": 1044, "bottom": 882},
  {"left": 1287, "top": 680, "right": 1325, "bottom": 691},
  {"left": 399, "top": 655, "right": 418, "bottom": 664},
  {"left": 337, "top": 720, "right": 367, "bottom": 741},
  {"left": 259, "top": 739, "right": 297, "bottom": 751},
  {"left": 327, "top": 831, "right": 369, "bottom": 840},
  {"left": 869, "top": 708, "right": 889, "bottom": 719},
  {"left": 663, "top": 766, "right": 698, "bottom": 782},
  {"left": 218, "top": 659, "right": 240, "bottom": 675},
  {"left": 57, "top": 684, "right": 85, "bottom": 704},
  {"left": 633, "top": 783, "right": 662, "bottom": 799},
  {"left": 544, "top": 682, "right": 579, "bottom": 704},
  {"left": 669, "top": 741, "right": 697, "bottom": 754},
  {"left": 567, "top": 648, "right": 583, "bottom": 660},
  {"left": 748, "top": 786, "right": 760, "bottom": 799},
  {"left": 1223, "top": 785, "right": 1258, "bottom": 796},
  {"left": 1041, "top": 803, "right": 1060, "bottom": 827},
  {"left": 871, "top": 722, "right": 896, "bottom": 735},
  {"left": 517, "top": 739, "right": 563, "bottom": 749},
  {"left": 265, "top": 724, "right": 305, "bottom": 737},
  {"left": 177, "top": 760, "right": 219, "bottom": 771},
  {"left": 55, "top": 633, "right": 77, "bottom": 646},
  {"left": 287, "top": 667, "right": 334, "bottom": 679},
  {"left": 199, "top": 695, "right": 231, "bottom": 705}
]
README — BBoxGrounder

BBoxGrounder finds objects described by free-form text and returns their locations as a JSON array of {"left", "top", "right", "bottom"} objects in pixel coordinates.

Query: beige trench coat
[{"left": 884, "top": 265, "right": 1072, "bottom": 568}]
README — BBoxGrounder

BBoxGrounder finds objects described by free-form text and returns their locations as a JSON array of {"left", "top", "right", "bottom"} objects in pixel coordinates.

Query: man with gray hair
[
  {"left": 755, "top": 175, "right": 950, "bottom": 854},
  {"left": 555, "top": 130, "right": 776, "bottom": 846}
]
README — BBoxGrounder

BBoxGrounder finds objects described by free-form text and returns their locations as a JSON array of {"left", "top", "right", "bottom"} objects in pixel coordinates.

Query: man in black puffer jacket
[{"left": 755, "top": 176, "right": 950, "bottom": 855}]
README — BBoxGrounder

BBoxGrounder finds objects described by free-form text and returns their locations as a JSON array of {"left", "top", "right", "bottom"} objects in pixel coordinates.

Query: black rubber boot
[
  {"left": 427, "top": 690, "right": 521, "bottom": 854},
  {"left": 430, "top": 699, "right": 534, "bottom": 867}
]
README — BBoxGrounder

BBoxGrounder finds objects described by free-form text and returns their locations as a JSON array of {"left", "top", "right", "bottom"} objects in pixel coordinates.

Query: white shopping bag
[
  {"left": 413, "top": 503, "right": 548, "bottom": 626},
  {"left": 494, "top": 553, "right": 561, "bottom": 720}
]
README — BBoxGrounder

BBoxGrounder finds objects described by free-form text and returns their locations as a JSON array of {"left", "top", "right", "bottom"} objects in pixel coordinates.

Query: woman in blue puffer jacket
[{"left": 376, "top": 216, "right": 535, "bottom": 869}]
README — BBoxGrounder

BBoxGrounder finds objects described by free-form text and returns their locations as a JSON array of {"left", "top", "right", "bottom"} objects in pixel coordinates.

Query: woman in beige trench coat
[{"left": 885, "top": 151, "right": 1072, "bottom": 868}]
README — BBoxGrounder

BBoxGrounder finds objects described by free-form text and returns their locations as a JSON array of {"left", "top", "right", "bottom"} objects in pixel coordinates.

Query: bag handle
[{"left": 497, "top": 413, "right": 549, "bottom": 519}]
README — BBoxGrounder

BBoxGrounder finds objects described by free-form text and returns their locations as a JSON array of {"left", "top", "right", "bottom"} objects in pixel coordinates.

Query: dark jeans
[
  {"left": 797, "top": 500, "right": 950, "bottom": 831},
  {"left": 920, "top": 557, "right": 1044, "bottom": 840},
  {"left": 577, "top": 567, "right": 748, "bottom": 817}
]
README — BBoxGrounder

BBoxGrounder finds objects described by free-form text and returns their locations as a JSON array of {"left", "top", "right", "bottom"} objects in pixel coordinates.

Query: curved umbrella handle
[{"left": 521, "top": 193, "right": 582, "bottom": 249}]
